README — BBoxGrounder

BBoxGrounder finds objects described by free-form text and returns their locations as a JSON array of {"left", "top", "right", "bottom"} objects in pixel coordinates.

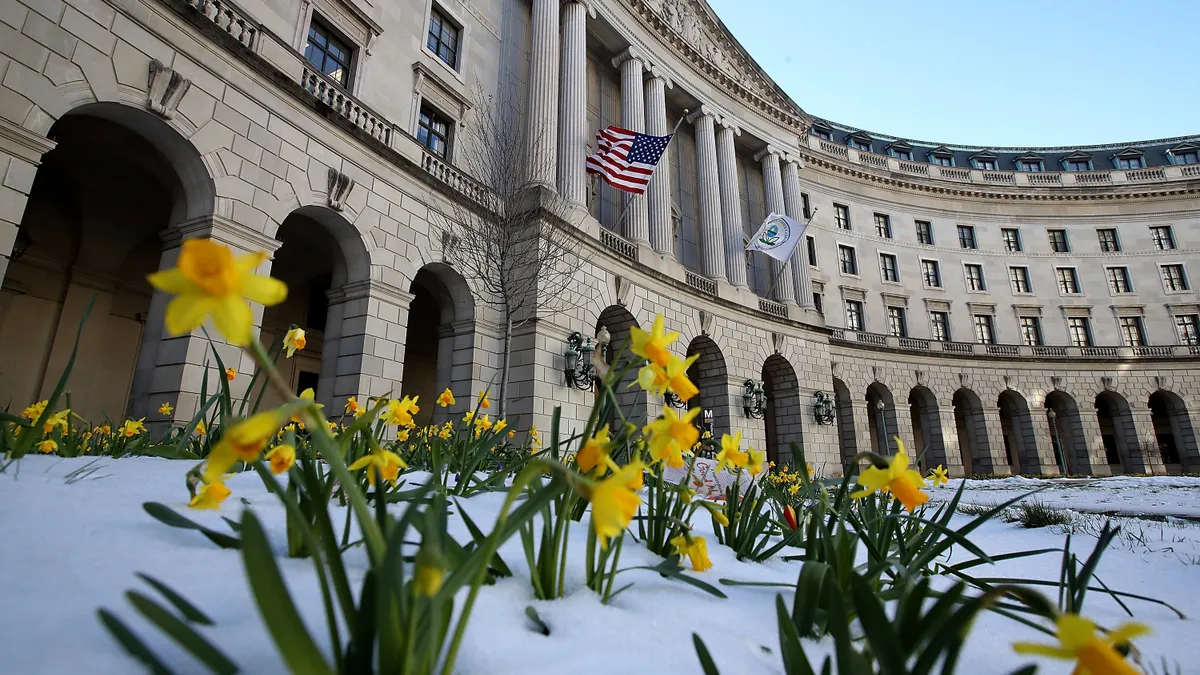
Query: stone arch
[
  {"left": 686, "top": 335, "right": 730, "bottom": 440},
  {"left": 595, "top": 305, "right": 647, "bottom": 425},
  {"left": 1149, "top": 390, "right": 1199, "bottom": 471},
  {"left": 864, "top": 381, "right": 900, "bottom": 456},
  {"left": 832, "top": 377, "right": 857, "bottom": 472},
  {"left": 997, "top": 390, "right": 1039, "bottom": 474},
  {"left": 1044, "top": 391, "right": 1090, "bottom": 475},
  {"left": 907, "top": 386, "right": 946, "bottom": 471},
  {"left": 762, "top": 354, "right": 802, "bottom": 466},
  {"left": 401, "top": 262, "right": 476, "bottom": 425},
  {"left": 953, "top": 388, "right": 990, "bottom": 475},
  {"left": 1095, "top": 391, "right": 1144, "bottom": 474}
]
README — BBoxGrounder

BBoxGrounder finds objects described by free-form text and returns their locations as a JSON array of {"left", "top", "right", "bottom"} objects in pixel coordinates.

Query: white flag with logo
[{"left": 745, "top": 213, "right": 806, "bottom": 262}]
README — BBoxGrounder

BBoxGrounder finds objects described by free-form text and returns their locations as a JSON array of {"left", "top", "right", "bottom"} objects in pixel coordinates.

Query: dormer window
[
  {"left": 886, "top": 141, "right": 912, "bottom": 160},
  {"left": 1111, "top": 148, "right": 1144, "bottom": 170},
  {"left": 970, "top": 152, "right": 998, "bottom": 171},
  {"left": 1015, "top": 155, "right": 1045, "bottom": 172},
  {"left": 848, "top": 133, "right": 872, "bottom": 152},
  {"left": 1168, "top": 143, "right": 1199, "bottom": 165},
  {"left": 928, "top": 147, "right": 955, "bottom": 167},
  {"left": 1061, "top": 152, "right": 1093, "bottom": 172},
  {"left": 810, "top": 120, "right": 834, "bottom": 141}
]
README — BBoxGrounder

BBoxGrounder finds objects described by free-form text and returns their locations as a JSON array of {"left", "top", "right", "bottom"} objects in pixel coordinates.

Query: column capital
[
  {"left": 644, "top": 62, "right": 674, "bottom": 88},
  {"left": 783, "top": 154, "right": 805, "bottom": 170},
  {"left": 686, "top": 105, "right": 720, "bottom": 125},
  {"left": 754, "top": 145, "right": 784, "bottom": 163},
  {"left": 165, "top": 215, "right": 283, "bottom": 255},
  {"left": 611, "top": 47, "right": 645, "bottom": 70},
  {"left": 562, "top": 0, "right": 596, "bottom": 17},
  {"left": 715, "top": 117, "right": 741, "bottom": 135}
]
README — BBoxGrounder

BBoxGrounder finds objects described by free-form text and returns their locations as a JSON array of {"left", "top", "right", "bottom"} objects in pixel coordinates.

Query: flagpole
[
  {"left": 607, "top": 110, "right": 689, "bottom": 238},
  {"left": 757, "top": 207, "right": 818, "bottom": 302}
]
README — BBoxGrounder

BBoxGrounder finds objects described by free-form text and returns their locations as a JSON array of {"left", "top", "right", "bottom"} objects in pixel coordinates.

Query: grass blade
[
  {"left": 97, "top": 609, "right": 176, "bottom": 675},
  {"left": 125, "top": 591, "right": 238, "bottom": 674},
  {"left": 135, "top": 573, "right": 213, "bottom": 625}
]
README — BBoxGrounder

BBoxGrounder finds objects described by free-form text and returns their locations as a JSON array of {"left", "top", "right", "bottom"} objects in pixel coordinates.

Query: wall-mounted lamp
[
  {"left": 742, "top": 379, "right": 766, "bottom": 419},
  {"left": 563, "top": 331, "right": 597, "bottom": 390},
  {"left": 812, "top": 390, "right": 835, "bottom": 425},
  {"left": 663, "top": 391, "right": 689, "bottom": 410}
]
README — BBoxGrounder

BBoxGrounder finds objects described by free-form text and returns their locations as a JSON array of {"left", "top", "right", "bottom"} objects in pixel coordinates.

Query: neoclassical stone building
[{"left": 0, "top": 0, "right": 1197, "bottom": 475}]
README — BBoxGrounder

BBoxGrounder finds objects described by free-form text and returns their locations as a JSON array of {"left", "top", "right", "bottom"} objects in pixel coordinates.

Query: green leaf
[
  {"left": 135, "top": 573, "right": 213, "bottom": 625},
  {"left": 524, "top": 606, "right": 550, "bottom": 635},
  {"left": 776, "top": 595, "right": 816, "bottom": 675},
  {"left": 849, "top": 574, "right": 905, "bottom": 675},
  {"left": 143, "top": 502, "right": 241, "bottom": 549},
  {"left": 97, "top": 608, "right": 175, "bottom": 675},
  {"left": 692, "top": 633, "right": 722, "bottom": 675},
  {"left": 125, "top": 590, "right": 239, "bottom": 674}
]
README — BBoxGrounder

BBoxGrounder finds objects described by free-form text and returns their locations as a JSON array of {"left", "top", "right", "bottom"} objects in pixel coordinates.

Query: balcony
[{"left": 828, "top": 329, "right": 1197, "bottom": 361}]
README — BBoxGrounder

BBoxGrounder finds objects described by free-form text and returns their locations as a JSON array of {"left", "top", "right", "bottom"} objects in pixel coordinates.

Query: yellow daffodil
[
  {"left": 385, "top": 396, "right": 419, "bottom": 427},
  {"left": 348, "top": 448, "right": 408, "bottom": 487},
  {"left": 21, "top": 400, "right": 48, "bottom": 420},
  {"left": 930, "top": 464, "right": 949, "bottom": 486},
  {"left": 473, "top": 414, "right": 492, "bottom": 434},
  {"left": 850, "top": 438, "right": 929, "bottom": 513},
  {"left": 746, "top": 447, "right": 766, "bottom": 477},
  {"left": 42, "top": 409, "right": 70, "bottom": 435},
  {"left": 807, "top": 462, "right": 815, "bottom": 478},
  {"left": 1013, "top": 614, "right": 1150, "bottom": 675},
  {"left": 530, "top": 425, "right": 541, "bottom": 448},
  {"left": 437, "top": 388, "right": 455, "bottom": 407},
  {"left": 398, "top": 428, "right": 410, "bottom": 442},
  {"left": 120, "top": 418, "right": 146, "bottom": 438},
  {"left": 712, "top": 510, "right": 729, "bottom": 527},
  {"left": 714, "top": 431, "right": 749, "bottom": 473},
  {"left": 189, "top": 481, "right": 232, "bottom": 510},
  {"left": 203, "top": 410, "right": 287, "bottom": 482},
  {"left": 158, "top": 402, "right": 174, "bottom": 416},
  {"left": 97, "top": 424, "right": 111, "bottom": 435},
  {"left": 478, "top": 391, "right": 491, "bottom": 410},
  {"left": 643, "top": 407, "right": 700, "bottom": 468},
  {"left": 590, "top": 461, "right": 644, "bottom": 550},
  {"left": 413, "top": 547, "right": 444, "bottom": 597},
  {"left": 225, "top": 368, "right": 236, "bottom": 381},
  {"left": 493, "top": 419, "right": 507, "bottom": 434},
  {"left": 437, "top": 426, "right": 452, "bottom": 440},
  {"left": 282, "top": 327, "right": 306, "bottom": 358},
  {"left": 266, "top": 444, "right": 296, "bottom": 474},
  {"left": 345, "top": 396, "right": 360, "bottom": 415},
  {"left": 577, "top": 425, "right": 613, "bottom": 474},
  {"left": 507, "top": 430, "right": 516, "bottom": 439},
  {"left": 670, "top": 534, "right": 713, "bottom": 572},
  {"left": 630, "top": 314, "right": 679, "bottom": 368},
  {"left": 637, "top": 353, "right": 700, "bottom": 402},
  {"left": 38, "top": 439, "right": 57, "bottom": 454},
  {"left": 147, "top": 238, "right": 287, "bottom": 346}
]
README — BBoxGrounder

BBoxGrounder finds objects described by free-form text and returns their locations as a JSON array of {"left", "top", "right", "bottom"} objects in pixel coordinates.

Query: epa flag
[{"left": 745, "top": 213, "right": 807, "bottom": 262}]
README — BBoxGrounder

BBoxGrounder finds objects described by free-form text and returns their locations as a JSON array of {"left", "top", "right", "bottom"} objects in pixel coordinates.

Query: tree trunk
[{"left": 498, "top": 315, "right": 513, "bottom": 419}]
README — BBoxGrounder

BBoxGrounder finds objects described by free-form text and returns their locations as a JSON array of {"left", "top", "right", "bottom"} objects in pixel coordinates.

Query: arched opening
[
  {"left": 1044, "top": 391, "right": 1090, "bottom": 475},
  {"left": 401, "top": 263, "right": 475, "bottom": 426},
  {"left": 907, "top": 386, "right": 946, "bottom": 471},
  {"left": 1149, "top": 390, "right": 1198, "bottom": 472},
  {"left": 1095, "top": 391, "right": 1142, "bottom": 474},
  {"left": 685, "top": 336, "right": 729, "bottom": 441},
  {"left": 762, "top": 355, "right": 802, "bottom": 466},
  {"left": 865, "top": 382, "right": 898, "bottom": 456},
  {"left": 832, "top": 377, "right": 856, "bottom": 473},
  {"left": 953, "top": 388, "right": 988, "bottom": 475},
  {"left": 595, "top": 305, "right": 646, "bottom": 425},
  {"left": 0, "top": 104, "right": 213, "bottom": 423},
  {"left": 998, "top": 390, "right": 1037, "bottom": 475}
]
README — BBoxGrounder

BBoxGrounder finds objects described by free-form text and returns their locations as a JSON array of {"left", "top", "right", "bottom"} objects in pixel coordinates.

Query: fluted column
[
  {"left": 644, "top": 68, "right": 674, "bottom": 256},
  {"left": 556, "top": 0, "right": 590, "bottom": 205},
  {"left": 756, "top": 147, "right": 795, "bottom": 303},
  {"left": 714, "top": 122, "right": 746, "bottom": 287},
  {"left": 687, "top": 108, "right": 725, "bottom": 280},
  {"left": 613, "top": 49, "right": 649, "bottom": 245},
  {"left": 781, "top": 158, "right": 813, "bottom": 307},
  {"left": 524, "top": 0, "right": 560, "bottom": 189}
]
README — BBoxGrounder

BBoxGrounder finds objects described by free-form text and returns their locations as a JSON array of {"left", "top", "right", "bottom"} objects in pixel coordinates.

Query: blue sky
[{"left": 704, "top": 0, "right": 1199, "bottom": 148}]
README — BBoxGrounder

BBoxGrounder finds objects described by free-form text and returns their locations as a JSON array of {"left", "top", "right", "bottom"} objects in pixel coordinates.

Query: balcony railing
[
  {"left": 827, "top": 329, "right": 1195, "bottom": 360},
  {"left": 184, "top": 0, "right": 256, "bottom": 48},
  {"left": 897, "top": 160, "right": 929, "bottom": 176},
  {"left": 758, "top": 298, "right": 787, "bottom": 318},
  {"left": 599, "top": 228, "right": 638, "bottom": 261},
  {"left": 685, "top": 271, "right": 718, "bottom": 297}
]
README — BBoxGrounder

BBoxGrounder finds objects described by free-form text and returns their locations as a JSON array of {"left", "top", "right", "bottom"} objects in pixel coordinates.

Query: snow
[
  {"left": 933, "top": 475, "right": 1200, "bottom": 519},
  {"left": 1, "top": 456, "right": 1197, "bottom": 674}
]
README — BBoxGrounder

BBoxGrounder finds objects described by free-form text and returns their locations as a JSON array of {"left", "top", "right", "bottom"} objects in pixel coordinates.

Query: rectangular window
[
  {"left": 1017, "top": 160, "right": 1044, "bottom": 172},
  {"left": 930, "top": 155, "right": 953, "bottom": 167},
  {"left": 930, "top": 312, "right": 951, "bottom": 341},
  {"left": 880, "top": 253, "right": 899, "bottom": 282},
  {"left": 801, "top": 193, "right": 811, "bottom": 219},
  {"left": 1065, "top": 160, "right": 1091, "bottom": 172},
  {"left": 834, "top": 204, "right": 851, "bottom": 230},
  {"left": 1009, "top": 266, "right": 1031, "bottom": 294},
  {"left": 1119, "top": 317, "right": 1146, "bottom": 347},
  {"left": 1067, "top": 317, "right": 1093, "bottom": 347},
  {"left": 1162, "top": 264, "right": 1190, "bottom": 291},
  {"left": 973, "top": 315, "right": 996, "bottom": 344},
  {"left": 1019, "top": 317, "right": 1043, "bottom": 346},
  {"left": 874, "top": 213, "right": 892, "bottom": 238},
  {"left": 806, "top": 236, "right": 817, "bottom": 267},
  {"left": 813, "top": 292, "right": 823, "bottom": 315},
  {"left": 1057, "top": 267, "right": 1081, "bottom": 294},
  {"left": 838, "top": 245, "right": 858, "bottom": 275},
  {"left": 915, "top": 220, "right": 933, "bottom": 245},
  {"left": 1176, "top": 314, "right": 1200, "bottom": 345},
  {"left": 813, "top": 129, "right": 832, "bottom": 141},
  {"left": 964, "top": 263, "right": 986, "bottom": 291},
  {"left": 427, "top": 7, "right": 461, "bottom": 69},
  {"left": 417, "top": 104, "right": 452, "bottom": 158},
  {"left": 887, "top": 307, "right": 908, "bottom": 337},
  {"left": 845, "top": 300, "right": 864, "bottom": 331},
  {"left": 957, "top": 225, "right": 977, "bottom": 249},
  {"left": 1151, "top": 226, "right": 1176, "bottom": 250},
  {"left": 975, "top": 158, "right": 998, "bottom": 171},
  {"left": 1048, "top": 229, "right": 1070, "bottom": 253},
  {"left": 1107, "top": 267, "right": 1132, "bottom": 294},
  {"left": 1001, "top": 228, "right": 1022, "bottom": 252},
  {"left": 921, "top": 260, "right": 941, "bottom": 287},
  {"left": 304, "top": 18, "right": 353, "bottom": 87},
  {"left": 1115, "top": 156, "right": 1143, "bottom": 170},
  {"left": 1097, "top": 228, "right": 1120, "bottom": 252},
  {"left": 850, "top": 139, "right": 871, "bottom": 152},
  {"left": 1173, "top": 151, "right": 1199, "bottom": 165}
]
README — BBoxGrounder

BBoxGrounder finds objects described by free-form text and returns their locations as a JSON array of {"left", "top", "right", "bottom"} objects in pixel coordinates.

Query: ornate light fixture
[
  {"left": 742, "top": 379, "right": 766, "bottom": 419},
  {"left": 812, "top": 390, "right": 835, "bottom": 425},
  {"left": 663, "top": 391, "right": 688, "bottom": 409},
  {"left": 563, "top": 331, "right": 597, "bottom": 390}
]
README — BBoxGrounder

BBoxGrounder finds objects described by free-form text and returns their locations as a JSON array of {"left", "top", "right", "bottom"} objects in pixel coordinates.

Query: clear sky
[{"left": 704, "top": 0, "right": 1199, "bottom": 148}]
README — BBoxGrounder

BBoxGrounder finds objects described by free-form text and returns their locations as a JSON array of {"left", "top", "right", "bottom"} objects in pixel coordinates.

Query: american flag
[{"left": 585, "top": 126, "right": 673, "bottom": 195}]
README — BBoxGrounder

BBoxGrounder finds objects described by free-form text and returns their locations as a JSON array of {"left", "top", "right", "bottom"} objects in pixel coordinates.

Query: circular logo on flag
[{"left": 758, "top": 216, "right": 790, "bottom": 248}]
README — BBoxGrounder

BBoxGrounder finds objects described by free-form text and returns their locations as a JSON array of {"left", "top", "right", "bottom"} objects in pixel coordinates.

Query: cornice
[{"left": 0, "top": 117, "right": 57, "bottom": 165}]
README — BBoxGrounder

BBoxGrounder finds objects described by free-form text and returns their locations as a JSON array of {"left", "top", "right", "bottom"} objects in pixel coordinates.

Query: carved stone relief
[
  {"left": 327, "top": 168, "right": 355, "bottom": 211},
  {"left": 147, "top": 60, "right": 191, "bottom": 120}
]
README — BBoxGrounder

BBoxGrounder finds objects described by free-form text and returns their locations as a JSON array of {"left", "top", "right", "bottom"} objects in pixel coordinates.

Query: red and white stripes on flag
[{"left": 585, "top": 126, "right": 673, "bottom": 195}]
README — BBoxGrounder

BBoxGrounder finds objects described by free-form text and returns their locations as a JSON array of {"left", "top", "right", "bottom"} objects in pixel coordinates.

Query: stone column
[
  {"left": 686, "top": 108, "right": 725, "bottom": 280},
  {"left": 556, "top": 0, "right": 590, "bottom": 206},
  {"left": 937, "top": 405, "right": 967, "bottom": 476},
  {"left": 756, "top": 147, "right": 794, "bottom": 303},
  {"left": 849, "top": 399, "right": 873, "bottom": 474},
  {"left": 644, "top": 67, "right": 674, "bottom": 256},
  {"left": 524, "top": 0, "right": 560, "bottom": 190},
  {"left": 980, "top": 407, "right": 1014, "bottom": 475},
  {"left": 1127, "top": 404, "right": 1163, "bottom": 474},
  {"left": 1076, "top": 400, "right": 1114, "bottom": 476},
  {"left": 714, "top": 121, "right": 746, "bottom": 287},
  {"left": 781, "top": 158, "right": 814, "bottom": 307},
  {"left": 612, "top": 49, "right": 649, "bottom": 245},
  {"left": 1031, "top": 411, "right": 1064, "bottom": 476},
  {"left": 318, "top": 280, "right": 413, "bottom": 413}
]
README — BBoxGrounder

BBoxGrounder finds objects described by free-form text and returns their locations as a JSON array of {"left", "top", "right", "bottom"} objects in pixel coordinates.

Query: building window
[
  {"left": 1067, "top": 317, "right": 1093, "bottom": 347},
  {"left": 974, "top": 158, "right": 998, "bottom": 171},
  {"left": 801, "top": 193, "right": 811, "bottom": 219},
  {"left": 1057, "top": 267, "right": 1081, "bottom": 294},
  {"left": 417, "top": 104, "right": 452, "bottom": 158},
  {"left": 1048, "top": 229, "right": 1070, "bottom": 253},
  {"left": 921, "top": 260, "right": 941, "bottom": 287},
  {"left": 888, "top": 148, "right": 912, "bottom": 161},
  {"left": 880, "top": 253, "right": 899, "bottom": 282},
  {"left": 930, "top": 312, "right": 951, "bottom": 341},
  {"left": 1162, "top": 264, "right": 1189, "bottom": 292},
  {"left": 930, "top": 154, "right": 953, "bottom": 167},
  {"left": 1151, "top": 226, "right": 1176, "bottom": 250},
  {"left": 887, "top": 307, "right": 907, "bottom": 337},
  {"left": 874, "top": 213, "right": 892, "bottom": 238},
  {"left": 304, "top": 18, "right": 353, "bottom": 87},
  {"left": 1115, "top": 156, "right": 1143, "bottom": 170},
  {"left": 427, "top": 6, "right": 461, "bottom": 69},
  {"left": 838, "top": 245, "right": 858, "bottom": 275},
  {"left": 1171, "top": 150, "right": 1199, "bottom": 165},
  {"left": 1065, "top": 159, "right": 1092, "bottom": 172},
  {"left": 813, "top": 292, "right": 823, "bottom": 315},
  {"left": 973, "top": 315, "right": 996, "bottom": 344},
  {"left": 849, "top": 138, "right": 871, "bottom": 152},
  {"left": 1107, "top": 267, "right": 1132, "bottom": 294},
  {"left": 845, "top": 300, "right": 864, "bottom": 331},
  {"left": 964, "top": 263, "right": 986, "bottom": 291},
  {"left": 957, "top": 225, "right": 977, "bottom": 249},
  {"left": 1119, "top": 316, "right": 1146, "bottom": 347},
  {"left": 1009, "top": 266, "right": 1031, "bottom": 294},
  {"left": 834, "top": 204, "right": 851, "bottom": 230},
  {"left": 1019, "top": 317, "right": 1043, "bottom": 346},
  {"left": 1016, "top": 159, "right": 1044, "bottom": 172},
  {"left": 1176, "top": 314, "right": 1200, "bottom": 345},
  {"left": 915, "top": 220, "right": 933, "bottom": 245},
  {"left": 1001, "top": 228, "right": 1022, "bottom": 252},
  {"left": 1097, "top": 228, "right": 1120, "bottom": 252},
  {"left": 812, "top": 128, "right": 832, "bottom": 141},
  {"left": 806, "top": 236, "right": 817, "bottom": 267}
]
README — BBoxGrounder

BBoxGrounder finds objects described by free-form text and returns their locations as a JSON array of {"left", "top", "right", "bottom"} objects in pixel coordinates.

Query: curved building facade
[{"left": 0, "top": 0, "right": 1196, "bottom": 475}]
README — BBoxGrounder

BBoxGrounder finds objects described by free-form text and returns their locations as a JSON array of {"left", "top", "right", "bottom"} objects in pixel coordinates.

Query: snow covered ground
[
  {"left": 933, "top": 475, "right": 1200, "bottom": 519},
  {"left": 1, "top": 456, "right": 1196, "bottom": 674}
]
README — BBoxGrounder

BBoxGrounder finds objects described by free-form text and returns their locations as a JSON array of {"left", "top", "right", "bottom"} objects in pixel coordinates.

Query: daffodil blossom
[
  {"left": 643, "top": 407, "right": 700, "bottom": 468},
  {"left": 670, "top": 534, "right": 713, "bottom": 572},
  {"left": 348, "top": 448, "right": 408, "bottom": 487},
  {"left": 714, "top": 431, "right": 749, "bottom": 474},
  {"left": 577, "top": 425, "right": 613, "bottom": 474},
  {"left": 1013, "top": 613, "right": 1150, "bottom": 675},
  {"left": 849, "top": 438, "right": 930, "bottom": 512},
  {"left": 203, "top": 411, "right": 287, "bottom": 483},
  {"left": 283, "top": 327, "right": 307, "bottom": 358},
  {"left": 437, "top": 388, "right": 455, "bottom": 407},
  {"left": 189, "top": 481, "right": 232, "bottom": 510},
  {"left": 630, "top": 315, "right": 679, "bottom": 368},
  {"left": 929, "top": 464, "right": 950, "bottom": 486},
  {"left": 590, "top": 461, "right": 644, "bottom": 550}
]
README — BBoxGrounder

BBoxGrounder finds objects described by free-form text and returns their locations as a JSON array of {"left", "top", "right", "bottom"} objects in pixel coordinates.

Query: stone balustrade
[
  {"left": 183, "top": 0, "right": 257, "bottom": 48},
  {"left": 599, "top": 228, "right": 639, "bottom": 261},
  {"left": 829, "top": 328, "right": 1198, "bottom": 361},
  {"left": 301, "top": 68, "right": 395, "bottom": 146}
]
